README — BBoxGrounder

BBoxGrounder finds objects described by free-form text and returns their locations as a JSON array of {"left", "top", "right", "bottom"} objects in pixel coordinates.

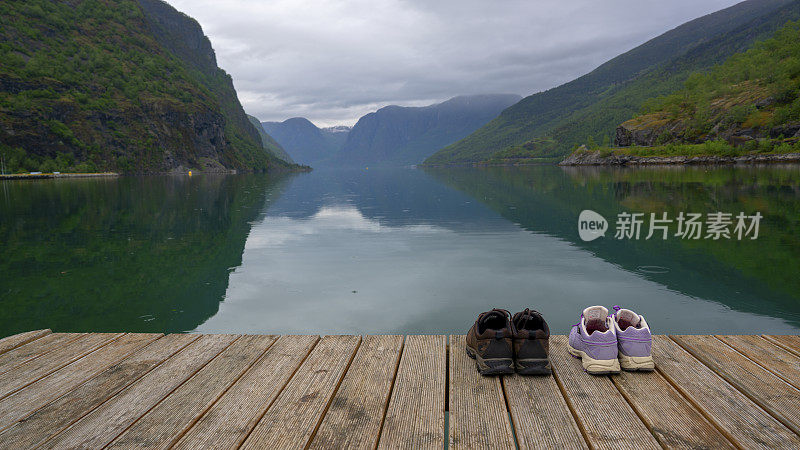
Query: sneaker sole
[
  {"left": 567, "top": 344, "right": 620, "bottom": 374},
  {"left": 466, "top": 346, "right": 514, "bottom": 376},
  {"left": 515, "top": 358, "right": 552, "bottom": 375},
  {"left": 619, "top": 353, "right": 655, "bottom": 371}
]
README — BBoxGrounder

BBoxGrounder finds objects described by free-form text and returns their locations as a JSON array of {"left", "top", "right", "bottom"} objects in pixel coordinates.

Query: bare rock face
[
  {"left": 613, "top": 114, "right": 688, "bottom": 147},
  {"left": 613, "top": 110, "right": 800, "bottom": 148}
]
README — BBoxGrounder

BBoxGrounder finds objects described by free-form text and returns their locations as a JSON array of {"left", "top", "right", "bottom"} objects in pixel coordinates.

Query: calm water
[{"left": 2, "top": 165, "right": 799, "bottom": 336}]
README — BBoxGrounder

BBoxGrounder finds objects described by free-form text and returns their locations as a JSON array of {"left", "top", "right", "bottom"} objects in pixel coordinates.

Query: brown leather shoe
[
  {"left": 466, "top": 308, "right": 514, "bottom": 375},
  {"left": 512, "top": 308, "right": 551, "bottom": 375}
]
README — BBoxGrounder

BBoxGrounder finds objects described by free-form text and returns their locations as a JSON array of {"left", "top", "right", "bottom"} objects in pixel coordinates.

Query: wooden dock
[{"left": 0, "top": 331, "right": 799, "bottom": 449}]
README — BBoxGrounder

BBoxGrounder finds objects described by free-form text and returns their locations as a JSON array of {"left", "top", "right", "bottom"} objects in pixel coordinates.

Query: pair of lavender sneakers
[{"left": 567, "top": 305, "right": 654, "bottom": 374}]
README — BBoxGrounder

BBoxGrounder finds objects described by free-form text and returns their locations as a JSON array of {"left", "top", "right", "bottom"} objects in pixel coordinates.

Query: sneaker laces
[
  {"left": 477, "top": 308, "right": 512, "bottom": 335},
  {"left": 516, "top": 308, "right": 542, "bottom": 331}
]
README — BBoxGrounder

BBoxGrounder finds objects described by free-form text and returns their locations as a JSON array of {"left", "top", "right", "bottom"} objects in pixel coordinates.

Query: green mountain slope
[
  {"left": 0, "top": 0, "right": 289, "bottom": 173},
  {"left": 246, "top": 114, "right": 294, "bottom": 164},
  {"left": 613, "top": 20, "right": 800, "bottom": 151},
  {"left": 424, "top": 0, "right": 799, "bottom": 165}
]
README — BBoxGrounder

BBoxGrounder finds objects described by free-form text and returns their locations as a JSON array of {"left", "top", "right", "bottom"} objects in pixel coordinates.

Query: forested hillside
[
  {"left": 0, "top": 0, "right": 292, "bottom": 173},
  {"left": 425, "top": 0, "right": 800, "bottom": 165}
]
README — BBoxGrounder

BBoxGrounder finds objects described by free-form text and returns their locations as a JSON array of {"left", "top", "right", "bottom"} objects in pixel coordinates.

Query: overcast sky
[{"left": 167, "top": 0, "right": 741, "bottom": 127}]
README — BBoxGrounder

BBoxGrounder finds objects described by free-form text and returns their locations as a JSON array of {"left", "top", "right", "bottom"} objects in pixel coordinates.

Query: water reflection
[
  {"left": 2, "top": 166, "right": 799, "bottom": 336},
  {"left": 0, "top": 174, "right": 292, "bottom": 335},
  {"left": 196, "top": 167, "right": 800, "bottom": 334},
  {"left": 427, "top": 165, "right": 800, "bottom": 331}
]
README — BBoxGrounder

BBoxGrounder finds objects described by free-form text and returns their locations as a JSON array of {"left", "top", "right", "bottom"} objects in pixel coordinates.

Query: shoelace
[
  {"left": 516, "top": 307, "right": 542, "bottom": 331},
  {"left": 478, "top": 308, "right": 512, "bottom": 337}
]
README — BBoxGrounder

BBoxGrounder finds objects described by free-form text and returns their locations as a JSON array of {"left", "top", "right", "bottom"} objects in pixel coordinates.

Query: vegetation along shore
[{"left": 560, "top": 19, "right": 800, "bottom": 166}]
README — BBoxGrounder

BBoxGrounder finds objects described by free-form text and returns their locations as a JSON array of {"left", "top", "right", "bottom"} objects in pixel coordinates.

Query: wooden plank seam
[
  {"left": 444, "top": 337, "right": 450, "bottom": 446},
  {"left": 163, "top": 335, "right": 282, "bottom": 448},
  {"left": 304, "top": 335, "right": 364, "bottom": 448},
  {"left": 762, "top": 335, "right": 800, "bottom": 358},
  {"left": 0, "top": 330, "right": 52, "bottom": 357},
  {"left": 373, "top": 335, "right": 406, "bottom": 450},
  {"left": 0, "top": 334, "right": 202, "bottom": 448},
  {"left": 670, "top": 335, "right": 800, "bottom": 437},
  {"left": 0, "top": 333, "right": 126, "bottom": 401},
  {"left": 498, "top": 376, "right": 520, "bottom": 449},
  {"left": 0, "top": 333, "right": 86, "bottom": 377},
  {"left": 714, "top": 335, "right": 800, "bottom": 392},
  {"left": 81, "top": 335, "right": 244, "bottom": 447},
  {"left": 660, "top": 335, "right": 773, "bottom": 447},
  {"left": 549, "top": 362, "right": 593, "bottom": 447},
  {"left": 234, "top": 336, "right": 323, "bottom": 448}
]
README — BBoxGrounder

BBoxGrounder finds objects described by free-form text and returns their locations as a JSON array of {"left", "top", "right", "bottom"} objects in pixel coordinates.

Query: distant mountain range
[
  {"left": 261, "top": 118, "right": 349, "bottom": 166},
  {"left": 331, "top": 94, "right": 521, "bottom": 167},
  {"left": 424, "top": 0, "right": 800, "bottom": 165},
  {"left": 0, "top": 0, "right": 298, "bottom": 173},
  {"left": 262, "top": 94, "right": 520, "bottom": 167},
  {"left": 246, "top": 115, "right": 294, "bottom": 164}
]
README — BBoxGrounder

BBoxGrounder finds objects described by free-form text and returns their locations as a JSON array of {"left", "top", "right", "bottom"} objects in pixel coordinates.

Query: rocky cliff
[
  {"left": 615, "top": 100, "right": 800, "bottom": 148},
  {"left": 0, "top": 0, "right": 288, "bottom": 173}
]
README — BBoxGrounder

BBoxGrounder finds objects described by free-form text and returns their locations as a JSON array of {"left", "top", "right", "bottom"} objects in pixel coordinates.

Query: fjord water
[{"left": 1, "top": 166, "right": 799, "bottom": 336}]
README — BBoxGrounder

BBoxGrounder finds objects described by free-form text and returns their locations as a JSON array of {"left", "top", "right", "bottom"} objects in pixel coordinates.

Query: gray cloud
[{"left": 167, "top": 0, "right": 741, "bottom": 127}]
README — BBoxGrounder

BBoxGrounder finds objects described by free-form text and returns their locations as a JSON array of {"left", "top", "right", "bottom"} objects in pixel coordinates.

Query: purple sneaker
[
  {"left": 568, "top": 306, "right": 620, "bottom": 374},
  {"left": 612, "top": 306, "right": 655, "bottom": 371}
]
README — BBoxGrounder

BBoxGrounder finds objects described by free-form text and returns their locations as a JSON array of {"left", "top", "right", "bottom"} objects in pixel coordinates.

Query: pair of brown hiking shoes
[{"left": 466, "top": 308, "right": 550, "bottom": 375}]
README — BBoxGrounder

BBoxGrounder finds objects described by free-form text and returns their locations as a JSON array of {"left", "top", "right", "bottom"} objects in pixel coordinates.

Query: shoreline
[
  {"left": 0, "top": 172, "right": 119, "bottom": 180},
  {"left": 559, "top": 151, "right": 800, "bottom": 166}
]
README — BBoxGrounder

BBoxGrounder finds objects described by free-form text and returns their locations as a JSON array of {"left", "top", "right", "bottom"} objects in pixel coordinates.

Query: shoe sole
[
  {"left": 619, "top": 353, "right": 655, "bottom": 371},
  {"left": 465, "top": 346, "right": 514, "bottom": 376},
  {"left": 515, "top": 358, "right": 552, "bottom": 375},
  {"left": 567, "top": 344, "right": 620, "bottom": 374}
]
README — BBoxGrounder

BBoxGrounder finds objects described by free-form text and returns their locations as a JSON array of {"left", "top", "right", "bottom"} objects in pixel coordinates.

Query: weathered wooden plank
[
  {"left": 446, "top": 335, "right": 516, "bottom": 449},
  {"left": 173, "top": 335, "right": 319, "bottom": 450},
  {"left": 0, "top": 333, "right": 84, "bottom": 375},
  {"left": 0, "top": 333, "right": 160, "bottom": 432},
  {"left": 377, "top": 335, "right": 446, "bottom": 450},
  {"left": 0, "top": 334, "right": 198, "bottom": 449},
  {"left": 0, "top": 333, "right": 121, "bottom": 400},
  {"left": 309, "top": 335, "right": 403, "bottom": 450},
  {"left": 504, "top": 349, "right": 586, "bottom": 448},
  {"left": 240, "top": 335, "right": 360, "bottom": 450},
  {"left": 549, "top": 336, "right": 658, "bottom": 450},
  {"left": 106, "top": 335, "right": 277, "bottom": 449},
  {"left": 673, "top": 335, "right": 800, "bottom": 435},
  {"left": 718, "top": 335, "right": 800, "bottom": 390},
  {"left": 0, "top": 329, "right": 51, "bottom": 356},
  {"left": 763, "top": 335, "right": 800, "bottom": 357},
  {"left": 39, "top": 334, "right": 238, "bottom": 450},
  {"left": 653, "top": 335, "right": 800, "bottom": 448},
  {"left": 612, "top": 369, "right": 734, "bottom": 448}
]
